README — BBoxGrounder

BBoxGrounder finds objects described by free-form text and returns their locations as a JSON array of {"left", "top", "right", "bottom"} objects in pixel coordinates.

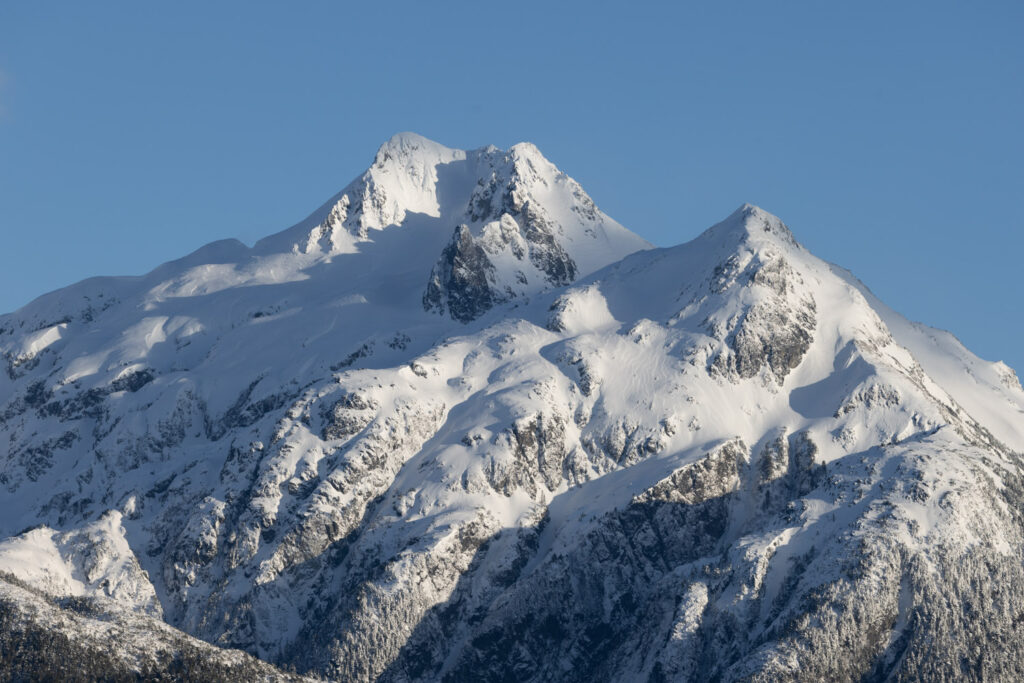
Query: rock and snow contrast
[{"left": 1, "top": 132, "right": 1023, "bottom": 681}]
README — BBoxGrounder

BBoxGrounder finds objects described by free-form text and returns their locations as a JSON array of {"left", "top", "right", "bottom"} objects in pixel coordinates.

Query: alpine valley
[{"left": 2, "top": 133, "right": 1023, "bottom": 682}]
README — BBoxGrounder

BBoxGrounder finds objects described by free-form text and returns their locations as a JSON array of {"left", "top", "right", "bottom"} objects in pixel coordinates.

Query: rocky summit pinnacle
[{"left": 1, "top": 134, "right": 1023, "bottom": 682}]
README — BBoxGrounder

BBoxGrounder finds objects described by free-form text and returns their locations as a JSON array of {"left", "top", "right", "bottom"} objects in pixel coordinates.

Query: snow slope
[{"left": 1, "top": 135, "right": 1023, "bottom": 682}]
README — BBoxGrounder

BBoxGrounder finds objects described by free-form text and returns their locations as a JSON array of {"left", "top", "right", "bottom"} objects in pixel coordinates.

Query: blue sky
[{"left": 1, "top": 2, "right": 1022, "bottom": 371}]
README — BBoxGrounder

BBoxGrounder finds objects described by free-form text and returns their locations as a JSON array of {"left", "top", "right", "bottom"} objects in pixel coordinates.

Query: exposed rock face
[
  {"left": 382, "top": 435, "right": 1024, "bottom": 683},
  {"left": 633, "top": 438, "right": 746, "bottom": 505},
  {"left": 424, "top": 225, "right": 501, "bottom": 323},
  {"left": 420, "top": 142, "right": 605, "bottom": 321},
  {"left": 700, "top": 213, "right": 818, "bottom": 384},
  {"left": 1, "top": 138, "right": 1024, "bottom": 682}
]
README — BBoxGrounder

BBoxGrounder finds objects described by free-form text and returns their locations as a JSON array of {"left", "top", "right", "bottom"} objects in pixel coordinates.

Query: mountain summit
[
  {"left": 1, "top": 135, "right": 1023, "bottom": 682},
  {"left": 255, "top": 132, "right": 649, "bottom": 322}
]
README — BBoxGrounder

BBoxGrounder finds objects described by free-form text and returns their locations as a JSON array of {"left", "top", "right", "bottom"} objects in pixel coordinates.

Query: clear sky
[{"left": 1, "top": 2, "right": 1022, "bottom": 371}]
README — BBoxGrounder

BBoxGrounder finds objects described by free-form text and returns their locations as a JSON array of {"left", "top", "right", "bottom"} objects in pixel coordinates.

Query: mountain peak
[
  {"left": 254, "top": 133, "right": 649, "bottom": 322},
  {"left": 370, "top": 134, "right": 549, "bottom": 173},
  {"left": 380, "top": 130, "right": 440, "bottom": 148},
  {"left": 506, "top": 140, "right": 545, "bottom": 161},
  {"left": 371, "top": 131, "right": 461, "bottom": 169},
  {"left": 698, "top": 203, "right": 799, "bottom": 253}
]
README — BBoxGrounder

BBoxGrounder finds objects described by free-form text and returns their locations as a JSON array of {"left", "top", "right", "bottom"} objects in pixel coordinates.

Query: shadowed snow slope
[{"left": 1, "top": 136, "right": 1023, "bottom": 682}]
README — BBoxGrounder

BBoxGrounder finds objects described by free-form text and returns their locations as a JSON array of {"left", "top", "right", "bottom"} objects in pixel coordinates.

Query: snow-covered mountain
[{"left": 1, "top": 133, "right": 1023, "bottom": 681}]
